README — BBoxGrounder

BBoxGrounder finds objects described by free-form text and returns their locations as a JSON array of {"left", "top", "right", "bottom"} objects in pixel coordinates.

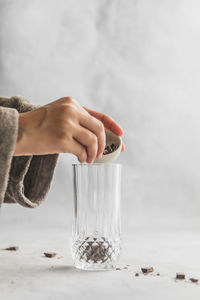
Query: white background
[
  {"left": 1, "top": 1, "right": 200, "bottom": 299},
  {"left": 1, "top": 0, "right": 200, "bottom": 229}
]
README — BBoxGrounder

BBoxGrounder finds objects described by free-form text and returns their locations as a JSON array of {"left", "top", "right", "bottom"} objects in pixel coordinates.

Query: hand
[
  {"left": 14, "top": 97, "right": 124, "bottom": 163},
  {"left": 83, "top": 106, "right": 125, "bottom": 152}
]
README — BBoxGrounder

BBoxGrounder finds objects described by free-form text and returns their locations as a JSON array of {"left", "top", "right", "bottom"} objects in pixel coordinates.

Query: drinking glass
[{"left": 71, "top": 163, "right": 122, "bottom": 271}]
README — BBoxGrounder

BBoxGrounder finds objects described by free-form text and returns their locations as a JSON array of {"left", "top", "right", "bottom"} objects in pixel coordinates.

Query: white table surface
[{"left": 1, "top": 220, "right": 200, "bottom": 300}]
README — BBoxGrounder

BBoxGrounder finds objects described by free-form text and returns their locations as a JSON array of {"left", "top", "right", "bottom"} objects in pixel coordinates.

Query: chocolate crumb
[
  {"left": 1, "top": 246, "right": 19, "bottom": 251},
  {"left": 176, "top": 273, "right": 185, "bottom": 280},
  {"left": 116, "top": 268, "right": 121, "bottom": 270},
  {"left": 141, "top": 267, "right": 154, "bottom": 274},
  {"left": 156, "top": 273, "right": 160, "bottom": 276},
  {"left": 123, "top": 266, "right": 128, "bottom": 269},
  {"left": 190, "top": 278, "right": 198, "bottom": 283},
  {"left": 135, "top": 273, "right": 139, "bottom": 276},
  {"left": 44, "top": 252, "right": 57, "bottom": 258},
  {"left": 103, "top": 144, "right": 118, "bottom": 155}
]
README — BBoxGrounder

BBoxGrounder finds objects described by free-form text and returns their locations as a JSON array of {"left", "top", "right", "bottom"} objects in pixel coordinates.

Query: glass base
[
  {"left": 71, "top": 234, "right": 121, "bottom": 271},
  {"left": 74, "top": 261, "right": 116, "bottom": 271}
]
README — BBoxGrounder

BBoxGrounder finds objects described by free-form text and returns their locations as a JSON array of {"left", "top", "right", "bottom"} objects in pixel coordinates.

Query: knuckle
[
  {"left": 62, "top": 104, "right": 76, "bottom": 117},
  {"left": 97, "top": 120, "right": 104, "bottom": 131},
  {"left": 64, "top": 117, "right": 74, "bottom": 128},
  {"left": 62, "top": 96, "right": 74, "bottom": 103}
]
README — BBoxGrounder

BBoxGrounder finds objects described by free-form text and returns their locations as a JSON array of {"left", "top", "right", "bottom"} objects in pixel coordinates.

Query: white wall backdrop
[{"left": 1, "top": 0, "right": 200, "bottom": 231}]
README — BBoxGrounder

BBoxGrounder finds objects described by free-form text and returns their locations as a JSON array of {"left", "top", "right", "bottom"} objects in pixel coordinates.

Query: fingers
[
  {"left": 79, "top": 114, "right": 106, "bottom": 160},
  {"left": 121, "top": 143, "right": 125, "bottom": 152},
  {"left": 73, "top": 126, "right": 99, "bottom": 164},
  {"left": 69, "top": 139, "right": 87, "bottom": 163},
  {"left": 83, "top": 106, "right": 124, "bottom": 136}
]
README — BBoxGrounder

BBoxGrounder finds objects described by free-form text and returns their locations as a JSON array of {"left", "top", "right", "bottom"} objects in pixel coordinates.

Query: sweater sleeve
[
  {"left": 0, "top": 105, "right": 18, "bottom": 207},
  {"left": 0, "top": 96, "right": 59, "bottom": 208}
]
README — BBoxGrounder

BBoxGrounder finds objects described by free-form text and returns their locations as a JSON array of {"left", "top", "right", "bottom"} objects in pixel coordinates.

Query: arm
[
  {"left": 1, "top": 95, "right": 124, "bottom": 208},
  {"left": 0, "top": 96, "right": 58, "bottom": 208}
]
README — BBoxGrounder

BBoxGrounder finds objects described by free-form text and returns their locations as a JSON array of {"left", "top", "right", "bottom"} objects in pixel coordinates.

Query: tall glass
[{"left": 71, "top": 163, "right": 121, "bottom": 271}]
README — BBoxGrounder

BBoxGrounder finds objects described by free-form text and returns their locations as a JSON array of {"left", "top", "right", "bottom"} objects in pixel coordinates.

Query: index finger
[{"left": 83, "top": 107, "right": 124, "bottom": 136}]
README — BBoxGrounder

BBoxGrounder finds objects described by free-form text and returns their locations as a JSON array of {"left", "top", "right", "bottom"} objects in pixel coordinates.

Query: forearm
[{"left": 0, "top": 96, "right": 58, "bottom": 208}]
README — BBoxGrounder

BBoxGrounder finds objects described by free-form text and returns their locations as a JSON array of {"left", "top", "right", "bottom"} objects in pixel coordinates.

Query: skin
[{"left": 14, "top": 97, "right": 125, "bottom": 163}]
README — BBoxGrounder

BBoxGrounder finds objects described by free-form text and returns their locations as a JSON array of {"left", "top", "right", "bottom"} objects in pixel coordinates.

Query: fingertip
[
  {"left": 87, "top": 157, "right": 94, "bottom": 164},
  {"left": 97, "top": 153, "right": 103, "bottom": 159},
  {"left": 111, "top": 124, "right": 124, "bottom": 137}
]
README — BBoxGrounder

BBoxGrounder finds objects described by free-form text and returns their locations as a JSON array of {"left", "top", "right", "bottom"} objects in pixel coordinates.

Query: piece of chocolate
[
  {"left": 78, "top": 236, "right": 113, "bottom": 263},
  {"left": 116, "top": 268, "right": 121, "bottom": 270},
  {"left": 44, "top": 252, "right": 57, "bottom": 258},
  {"left": 141, "top": 267, "right": 154, "bottom": 274},
  {"left": 156, "top": 273, "right": 160, "bottom": 276},
  {"left": 135, "top": 273, "right": 139, "bottom": 276},
  {"left": 1, "top": 246, "right": 19, "bottom": 251},
  {"left": 103, "top": 143, "right": 117, "bottom": 155},
  {"left": 189, "top": 278, "right": 198, "bottom": 283},
  {"left": 176, "top": 273, "right": 185, "bottom": 280}
]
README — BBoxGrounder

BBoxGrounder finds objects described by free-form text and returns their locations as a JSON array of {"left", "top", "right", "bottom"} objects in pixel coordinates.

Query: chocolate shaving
[
  {"left": 176, "top": 273, "right": 185, "bottom": 280},
  {"left": 189, "top": 278, "right": 198, "bottom": 283},
  {"left": 103, "top": 144, "right": 118, "bottom": 155},
  {"left": 1, "top": 246, "right": 19, "bottom": 251},
  {"left": 135, "top": 273, "right": 139, "bottom": 276},
  {"left": 44, "top": 252, "right": 57, "bottom": 258},
  {"left": 141, "top": 267, "right": 154, "bottom": 274}
]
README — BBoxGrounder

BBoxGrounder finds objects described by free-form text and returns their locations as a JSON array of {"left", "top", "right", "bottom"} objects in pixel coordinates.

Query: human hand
[
  {"left": 83, "top": 106, "right": 125, "bottom": 152},
  {"left": 14, "top": 97, "right": 124, "bottom": 163}
]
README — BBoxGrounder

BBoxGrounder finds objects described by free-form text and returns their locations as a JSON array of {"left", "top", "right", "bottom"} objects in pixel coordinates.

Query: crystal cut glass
[{"left": 71, "top": 163, "right": 121, "bottom": 271}]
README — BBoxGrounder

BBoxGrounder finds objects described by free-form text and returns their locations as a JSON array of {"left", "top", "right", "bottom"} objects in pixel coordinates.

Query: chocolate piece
[
  {"left": 123, "top": 266, "right": 128, "bottom": 269},
  {"left": 176, "top": 273, "right": 185, "bottom": 280},
  {"left": 116, "top": 268, "right": 121, "bottom": 270},
  {"left": 189, "top": 278, "right": 198, "bottom": 283},
  {"left": 135, "top": 273, "right": 139, "bottom": 276},
  {"left": 44, "top": 252, "right": 57, "bottom": 258},
  {"left": 156, "top": 273, "right": 160, "bottom": 276},
  {"left": 103, "top": 143, "right": 118, "bottom": 155},
  {"left": 141, "top": 267, "right": 154, "bottom": 274},
  {"left": 77, "top": 236, "right": 114, "bottom": 264},
  {"left": 1, "top": 246, "right": 19, "bottom": 251}
]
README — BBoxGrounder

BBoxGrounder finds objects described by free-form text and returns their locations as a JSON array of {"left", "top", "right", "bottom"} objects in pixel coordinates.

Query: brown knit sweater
[{"left": 0, "top": 96, "right": 58, "bottom": 208}]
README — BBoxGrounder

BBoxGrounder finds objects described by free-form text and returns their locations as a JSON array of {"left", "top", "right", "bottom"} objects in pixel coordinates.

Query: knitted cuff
[{"left": 0, "top": 106, "right": 18, "bottom": 206}]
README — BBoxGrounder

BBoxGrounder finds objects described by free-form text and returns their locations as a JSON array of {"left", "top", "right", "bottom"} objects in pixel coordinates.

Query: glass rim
[{"left": 72, "top": 163, "right": 121, "bottom": 167}]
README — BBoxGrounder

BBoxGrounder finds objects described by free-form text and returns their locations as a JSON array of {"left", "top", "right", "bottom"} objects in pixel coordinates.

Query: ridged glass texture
[{"left": 71, "top": 163, "right": 121, "bottom": 271}]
